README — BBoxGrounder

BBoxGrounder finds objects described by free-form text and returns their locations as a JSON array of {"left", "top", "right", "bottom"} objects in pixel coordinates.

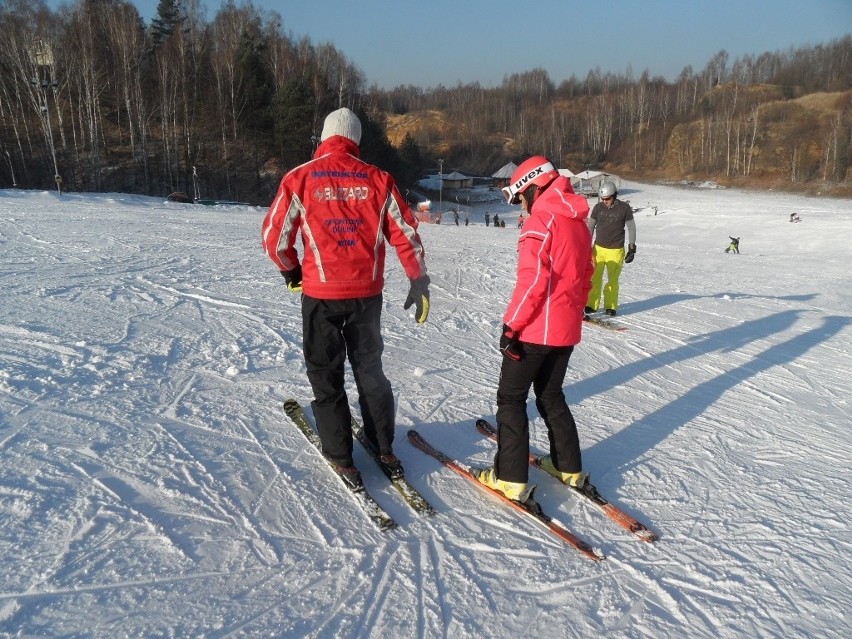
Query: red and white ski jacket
[
  {"left": 261, "top": 136, "right": 427, "bottom": 299},
  {"left": 503, "top": 177, "right": 593, "bottom": 346}
]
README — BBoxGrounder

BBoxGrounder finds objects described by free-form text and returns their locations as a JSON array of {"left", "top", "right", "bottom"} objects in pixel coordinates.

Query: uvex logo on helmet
[
  {"left": 502, "top": 157, "right": 558, "bottom": 205},
  {"left": 512, "top": 166, "right": 545, "bottom": 192}
]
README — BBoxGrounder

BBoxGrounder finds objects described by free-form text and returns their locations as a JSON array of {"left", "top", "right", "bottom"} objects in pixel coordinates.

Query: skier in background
[
  {"left": 585, "top": 180, "right": 636, "bottom": 317},
  {"left": 261, "top": 107, "right": 430, "bottom": 488},
  {"left": 476, "top": 156, "right": 593, "bottom": 501},
  {"left": 725, "top": 236, "right": 740, "bottom": 253}
]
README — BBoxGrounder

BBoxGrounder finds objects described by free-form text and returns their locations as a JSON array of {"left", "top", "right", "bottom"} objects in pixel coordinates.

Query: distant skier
[
  {"left": 725, "top": 236, "right": 740, "bottom": 253},
  {"left": 789, "top": 213, "right": 801, "bottom": 223},
  {"left": 586, "top": 180, "right": 636, "bottom": 317},
  {"left": 493, "top": 213, "right": 500, "bottom": 228}
]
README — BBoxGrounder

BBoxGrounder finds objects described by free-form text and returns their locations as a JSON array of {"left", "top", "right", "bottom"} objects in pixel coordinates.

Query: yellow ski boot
[
  {"left": 538, "top": 456, "right": 588, "bottom": 488},
  {"left": 476, "top": 467, "right": 534, "bottom": 501}
]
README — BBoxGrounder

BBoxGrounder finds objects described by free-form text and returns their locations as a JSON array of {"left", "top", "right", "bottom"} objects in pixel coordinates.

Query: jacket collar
[
  {"left": 315, "top": 135, "right": 361, "bottom": 158},
  {"left": 531, "top": 176, "right": 589, "bottom": 220}
]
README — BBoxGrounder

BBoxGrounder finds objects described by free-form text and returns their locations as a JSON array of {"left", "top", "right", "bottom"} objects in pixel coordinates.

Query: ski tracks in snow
[{"left": 3, "top": 192, "right": 851, "bottom": 637}]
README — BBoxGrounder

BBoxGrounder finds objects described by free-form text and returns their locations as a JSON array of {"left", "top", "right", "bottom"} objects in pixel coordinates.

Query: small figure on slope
[{"left": 725, "top": 236, "right": 740, "bottom": 254}]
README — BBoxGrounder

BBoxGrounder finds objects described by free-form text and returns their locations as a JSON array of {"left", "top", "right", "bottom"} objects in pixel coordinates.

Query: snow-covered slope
[{"left": 1, "top": 183, "right": 849, "bottom": 638}]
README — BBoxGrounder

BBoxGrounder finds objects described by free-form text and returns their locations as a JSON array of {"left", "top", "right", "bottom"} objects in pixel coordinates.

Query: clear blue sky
[{"left": 46, "top": 0, "right": 852, "bottom": 89}]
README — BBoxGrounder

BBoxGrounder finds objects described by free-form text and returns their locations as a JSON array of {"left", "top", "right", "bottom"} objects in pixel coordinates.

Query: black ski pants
[
  {"left": 494, "top": 343, "right": 581, "bottom": 483},
  {"left": 301, "top": 294, "right": 395, "bottom": 467}
]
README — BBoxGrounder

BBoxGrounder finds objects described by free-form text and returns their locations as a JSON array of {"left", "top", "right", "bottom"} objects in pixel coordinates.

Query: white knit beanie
[{"left": 320, "top": 107, "right": 362, "bottom": 144}]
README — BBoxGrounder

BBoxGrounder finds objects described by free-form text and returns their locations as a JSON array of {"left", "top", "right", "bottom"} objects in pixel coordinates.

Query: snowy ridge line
[
  {"left": 137, "top": 275, "right": 254, "bottom": 309},
  {"left": 0, "top": 568, "right": 269, "bottom": 602}
]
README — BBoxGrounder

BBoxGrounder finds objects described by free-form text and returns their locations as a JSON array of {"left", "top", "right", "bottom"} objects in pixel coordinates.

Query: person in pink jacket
[
  {"left": 476, "top": 156, "right": 594, "bottom": 501},
  {"left": 261, "top": 107, "right": 429, "bottom": 488}
]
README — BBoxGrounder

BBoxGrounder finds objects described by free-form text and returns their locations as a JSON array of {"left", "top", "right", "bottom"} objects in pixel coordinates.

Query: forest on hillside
[{"left": 1, "top": 0, "right": 850, "bottom": 204}]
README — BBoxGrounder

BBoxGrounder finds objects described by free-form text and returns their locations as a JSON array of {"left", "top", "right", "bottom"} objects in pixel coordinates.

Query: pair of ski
[
  {"left": 283, "top": 400, "right": 656, "bottom": 561},
  {"left": 410, "top": 421, "right": 657, "bottom": 561},
  {"left": 283, "top": 400, "right": 436, "bottom": 532}
]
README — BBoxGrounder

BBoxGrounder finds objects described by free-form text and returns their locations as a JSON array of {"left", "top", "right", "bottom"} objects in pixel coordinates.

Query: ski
[
  {"left": 407, "top": 429, "right": 604, "bottom": 561},
  {"left": 583, "top": 314, "right": 627, "bottom": 332},
  {"left": 283, "top": 400, "right": 397, "bottom": 531},
  {"left": 475, "top": 419, "right": 658, "bottom": 542},
  {"left": 352, "top": 423, "right": 437, "bottom": 517}
]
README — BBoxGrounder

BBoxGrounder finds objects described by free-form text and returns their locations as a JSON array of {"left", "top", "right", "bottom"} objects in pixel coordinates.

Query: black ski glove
[
  {"left": 281, "top": 265, "right": 302, "bottom": 292},
  {"left": 500, "top": 324, "right": 523, "bottom": 361},
  {"left": 403, "top": 275, "right": 430, "bottom": 324},
  {"left": 624, "top": 244, "right": 636, "bottom": 264}
]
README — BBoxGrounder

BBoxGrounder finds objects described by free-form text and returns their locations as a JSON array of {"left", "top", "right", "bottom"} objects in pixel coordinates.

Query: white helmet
[{"left": 599, "top": 181, "right": 617, "bottom": 198}]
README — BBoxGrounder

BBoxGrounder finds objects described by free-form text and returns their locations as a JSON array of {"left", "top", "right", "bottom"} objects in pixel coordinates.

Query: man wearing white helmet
[
  {"left": 261, "top": 107, "right": 430, "bottom": 488},
  {"left": 586, "top": 180, "right": 636, "bottom": 317},
  {"left": 475, "top": 156, "right": 594, "bottom": 501}
]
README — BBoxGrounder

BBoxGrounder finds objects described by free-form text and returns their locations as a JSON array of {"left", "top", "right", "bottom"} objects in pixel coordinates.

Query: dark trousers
[
  {"left": 302, "top": 294, "right": 395, "bottom": 466},
  {"left": 494, "top": 344, "right": 581, "bottom": 483}
]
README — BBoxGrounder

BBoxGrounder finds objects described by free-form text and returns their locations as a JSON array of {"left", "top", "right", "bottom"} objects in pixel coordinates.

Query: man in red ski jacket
[
  {"left": 477, "top": 156, "right": 594, "bottom": 500},
  {"left": 261, "top": 107, "right": 430, "bottom": 486}
]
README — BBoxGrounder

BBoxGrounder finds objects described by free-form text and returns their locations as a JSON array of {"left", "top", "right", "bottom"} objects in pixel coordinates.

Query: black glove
[
  {"left": 281, "top": 265, "right": 302, "bottom": 292},
  {"left": 624, "top": 244, "right": 636, "bottom": 264},
  {"left": 500, "top": 324, "right": 523, "bottom": 361},
  {"left": 403, "top": 275, "right": 430, "bottom": 324}
]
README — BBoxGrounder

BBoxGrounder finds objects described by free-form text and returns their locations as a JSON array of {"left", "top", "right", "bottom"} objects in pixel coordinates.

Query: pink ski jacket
[
  {"left": 503, "top": 177, "right": 593, "bottom": 346},
  {"left": 261, "top": 136, "right": 427, "bottom": 299}
]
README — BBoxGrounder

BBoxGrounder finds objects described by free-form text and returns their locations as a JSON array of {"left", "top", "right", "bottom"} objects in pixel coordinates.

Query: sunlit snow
[{"left": 1, "top": 182, "right": 849, "bottom": 638}]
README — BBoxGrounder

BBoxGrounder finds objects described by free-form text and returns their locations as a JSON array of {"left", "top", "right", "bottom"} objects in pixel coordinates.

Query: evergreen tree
[
  {"left": 235, "top": 33, "right": 273, "bottom": 138},
  {"left": 398, "top": 133, "right": 423, "bottom": 186},
  {"left": 271, "top": 79, "right": 315, "bottom": 169},
  {"left": 151, "top": 0, "right": 181, "bottom": 48}
]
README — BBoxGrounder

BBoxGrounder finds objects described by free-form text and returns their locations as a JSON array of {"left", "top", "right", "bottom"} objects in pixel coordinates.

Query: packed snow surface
[{"left": 0, "top": 182, "right": 850, "bottom": 638}]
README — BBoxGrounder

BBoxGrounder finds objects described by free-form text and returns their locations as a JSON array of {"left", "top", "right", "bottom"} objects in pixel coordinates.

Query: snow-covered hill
[{"left": 1, "top": 183, "right": 850, "bottom": 638}]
